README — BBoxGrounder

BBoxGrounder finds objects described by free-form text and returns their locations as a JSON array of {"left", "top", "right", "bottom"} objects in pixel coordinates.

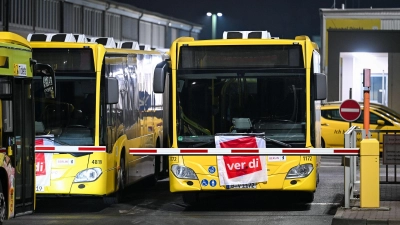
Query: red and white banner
[
  {"left": 216, "top": 136, "right": 267, "bottom": 186},
  {"left": 35, "top": 136, "right": 54, "bottom": 192},
  {"left": 35, "top": 152, "right": 53, "bottom": 192},
  {"left": 35, "top": 136, "right": 55, "bottom": 146}
]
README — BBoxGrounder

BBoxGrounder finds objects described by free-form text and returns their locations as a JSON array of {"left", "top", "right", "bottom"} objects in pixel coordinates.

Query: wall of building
[
  {"left": 327, "top": 30, "right": 400, "bottom": 109},
  {"left": 388, "top": 53, "right": 400, "bottom": 113},
  {"left": 0, "top": 0, "right": 202, "bottom": 49},
  {"left": 320, "top": 8, "right": 400, "bottom": 112},
  {"left": 341, "top": 53, "right": 388, "bottom": 103}
]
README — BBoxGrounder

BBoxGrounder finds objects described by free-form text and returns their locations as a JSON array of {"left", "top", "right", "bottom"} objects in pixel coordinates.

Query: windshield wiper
[
  {"left": 254, "top": 118, "right": 294, "bottom": 123},
  {"left": 191, "top": 141, "right": 214, "bottom": 148},
  {"left": 177, "top": 135, "right": 292, "bottom": 148},
  {"left": 190, "top": 138, "right": 292, "bottom": 148},
  {"left": 265, "top": 137, "right": 292, "bottom": 148},
  {"left": 38, "top": 135, "right": 70, "bottom": 146}
]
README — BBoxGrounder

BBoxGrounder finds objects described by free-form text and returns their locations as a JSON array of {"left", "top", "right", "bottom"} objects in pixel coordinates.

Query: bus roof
[
  {"left": 29, "top": 41, "right": 163, "bottom": 55},
  {"left": 0, "top": 32, "right": 33, "bottom": 77},
  {"left": 172, "top": 36, "right": 315, "bottom": 46},
  {"left": 0, "top": 32, "right": 31, "bottom": 49},
  {"left": 29, "top": 41, "right": 165, "bottom": 73}
]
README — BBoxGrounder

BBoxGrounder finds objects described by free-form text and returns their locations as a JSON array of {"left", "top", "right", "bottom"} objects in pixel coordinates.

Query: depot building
[{"left": 320, "top": 8, "right": 400, "bottom": 113}]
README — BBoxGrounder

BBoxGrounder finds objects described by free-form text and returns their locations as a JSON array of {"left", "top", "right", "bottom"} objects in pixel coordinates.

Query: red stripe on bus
[
  {"left": 130, "top": 149, "right": 158, "bottom": 153},
  {"left": 334, "top": 149, "right": 359, "bottom": 154},
  {"left": 231, "top": 149, "right": 259, "bottom": 153},
  {"left": 180, "top": 149, "right": 208, "bottom": 153},
  {"left": 78, "top": 147, "right": 106, "bottom": 151},
  {"left": 282, "top": 149, "right": 310, "bottom": 153},
  {"left": 35, "top": 146, "right": 55, "bottom": 151}
]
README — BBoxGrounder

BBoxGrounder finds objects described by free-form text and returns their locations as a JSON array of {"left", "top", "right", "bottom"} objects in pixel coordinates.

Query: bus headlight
[
  {"left": 286, "top": 164, "right": 313, "bottom": 179},
  {"left": 171, "top": 165, "right": 198, "bottom": 179},
  {"left": 73, "top": 168, "right": 102, "bottom": 183}
]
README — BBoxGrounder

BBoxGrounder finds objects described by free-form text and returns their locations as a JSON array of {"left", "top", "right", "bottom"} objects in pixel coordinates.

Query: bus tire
[
  {"left": 162, "top": 155, "right": 169, "bottom": 178},
  {"left": 103, "top": 196, "right": 117, "bottom": 205},
  {"left": 103, "top": 156, "right": 126, "bottom": 205},
  {"left": 119, "top": 157, "right": 126, "bottom": 191},
  {"left": 299, "top": 192, "right": 314, "bottom": 203},
  {"left": 116, "top": 157, "right": 126, "bottom": 201},
  {"left": 0, "top": 179, "right": 6, "bottom": 224},
  {"left": 150, "top": 156, "right": 161, "bottom": 186},
  {"left": 182, "top": 192, "right": 199, "bottom": 206}
]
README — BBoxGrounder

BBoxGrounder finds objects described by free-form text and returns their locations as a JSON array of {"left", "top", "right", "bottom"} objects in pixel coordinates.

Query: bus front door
[
  {"left": 1, "top": 76, "right": 35, "bottom": 217},
  {"left": 13, "top": 78, "right": 35, "bottom": 216}
]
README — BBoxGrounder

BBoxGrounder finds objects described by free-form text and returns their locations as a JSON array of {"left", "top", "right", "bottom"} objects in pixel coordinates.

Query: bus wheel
[
  {"left": 119, "top": 157, "right": 126, "bottom": 191},
  {"left": 182, "top": 192, "right": 199, "bottom": 206},
  {"left": 0, "top": 180, "right": 6, "bottom": 224},
  {"left": 116, "top": 157, "right": 127, "bottom": 202},
  {"left": 103, "top": 195, "right": 117, "bottom": 205},
  {"left": 103, "top": 157, "right": 126, "bottom": 205},
  {"left": 299, "top": 192, "right": 314, "bottom": 203},
  {"left": 149, "top": 156, "right": 161, "bottom": 186}
]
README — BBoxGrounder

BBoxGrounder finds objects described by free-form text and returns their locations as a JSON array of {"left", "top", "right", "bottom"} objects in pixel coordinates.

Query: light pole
[{"left": 207, "top": 12, "right": 222, "bottom": 39}]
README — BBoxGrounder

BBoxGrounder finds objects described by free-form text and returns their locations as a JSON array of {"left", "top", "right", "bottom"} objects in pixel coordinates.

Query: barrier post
[{"left": 360, "top": 138, "right": 380, "bottom": 208}]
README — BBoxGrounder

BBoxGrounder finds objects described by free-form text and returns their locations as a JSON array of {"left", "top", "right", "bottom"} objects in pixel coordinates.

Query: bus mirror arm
[{"left": 153, "top": 61, "right": 169, "bottom": 93}]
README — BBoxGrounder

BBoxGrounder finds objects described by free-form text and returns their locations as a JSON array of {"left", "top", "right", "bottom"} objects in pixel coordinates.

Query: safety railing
[
  {"left": 343, "top": 128, "right": 400, "bottom": 208},
  {"left": 344, "top": 126, "right": 359, "bottom": 208}
]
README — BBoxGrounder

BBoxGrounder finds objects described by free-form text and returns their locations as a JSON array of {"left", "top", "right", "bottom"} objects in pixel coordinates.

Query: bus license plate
[{"left": 226, "top": 183, "right": 257, "bottom": 189}]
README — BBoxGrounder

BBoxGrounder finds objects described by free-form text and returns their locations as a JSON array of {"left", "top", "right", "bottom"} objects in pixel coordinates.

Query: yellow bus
[
  {"left": 28, "top": 34, "right": 168, "bottom": 204},
  {"left": 0, "top": 32, "right": 54, "bottom": 223},
  {"left": 152, "top": 31, "right": 327, "bottom": 205}
]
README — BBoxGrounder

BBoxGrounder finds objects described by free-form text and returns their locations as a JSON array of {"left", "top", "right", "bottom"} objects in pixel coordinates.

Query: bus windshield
[
  {"left": 33, "top": 74, "right": 96, "bottom": 146},
  {"left": 177, "top": 71, "right": 307, "bottom": 148},
  {"left": 33, "top": 48, "right": 96, "bottom": 146},
  {"left": 176, "top": 44, "right": 307, "bottom": 148}
]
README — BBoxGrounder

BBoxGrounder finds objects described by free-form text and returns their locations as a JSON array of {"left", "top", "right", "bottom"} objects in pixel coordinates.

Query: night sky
[{"left": 113, "top": 0, "right": 400, "bottom": 40}]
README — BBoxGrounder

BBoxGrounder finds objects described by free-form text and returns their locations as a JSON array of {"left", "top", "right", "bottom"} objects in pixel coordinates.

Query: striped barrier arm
[
  {"left": 35, "top": 146, "right": 106, "bottom": 153},
  {"left": 129, "top": 148, "right": 359, "bottom": 155}
]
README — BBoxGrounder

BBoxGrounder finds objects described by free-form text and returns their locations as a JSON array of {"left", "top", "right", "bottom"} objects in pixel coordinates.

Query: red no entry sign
[{"left": 339, "top": 99, "right": 361, "bottom": 122}]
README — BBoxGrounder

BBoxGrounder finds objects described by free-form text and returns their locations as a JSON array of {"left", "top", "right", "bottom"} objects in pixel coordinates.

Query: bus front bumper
[{"left": 169, "top": 169, "right": 317, "bottom": 192}]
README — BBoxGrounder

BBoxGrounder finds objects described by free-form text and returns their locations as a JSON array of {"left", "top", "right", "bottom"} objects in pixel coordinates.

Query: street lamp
[{"left": 207, "top": 12, "right": 222, "bottom": 39}]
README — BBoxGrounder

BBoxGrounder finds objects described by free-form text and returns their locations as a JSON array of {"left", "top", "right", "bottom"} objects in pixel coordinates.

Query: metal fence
[
  {"left": 344, "top": 127, "right": 400, "bottom": 208},
  {"left": 372, "top": 129, "right": 400, "bottom": 184}
]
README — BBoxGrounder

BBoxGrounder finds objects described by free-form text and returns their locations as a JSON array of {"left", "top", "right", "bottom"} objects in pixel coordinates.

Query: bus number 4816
[{"left": 92, "top": 160, "right": 102, "bottom": 164}]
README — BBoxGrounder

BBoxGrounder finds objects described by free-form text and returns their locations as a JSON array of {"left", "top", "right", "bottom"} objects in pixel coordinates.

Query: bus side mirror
[
  {"left": 315, "top": 73, "right": 327, "bottom": 100},
  {"left": 153, "top": 61, "right": 169, "bottom": 93},
  {"left": 35, "top": 63, "right": 56, "bottom": 99},
  {"left": 106, "top": 77, "right": 119, "bottom": 104}
]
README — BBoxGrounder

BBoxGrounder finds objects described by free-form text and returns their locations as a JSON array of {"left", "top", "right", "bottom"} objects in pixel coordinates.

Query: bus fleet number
[
  {"left": 92, "top": 160, "right": 102, "bottom": 164},
  {"left": 36, "top": 186, "right": 44, "bottom": 192}
]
